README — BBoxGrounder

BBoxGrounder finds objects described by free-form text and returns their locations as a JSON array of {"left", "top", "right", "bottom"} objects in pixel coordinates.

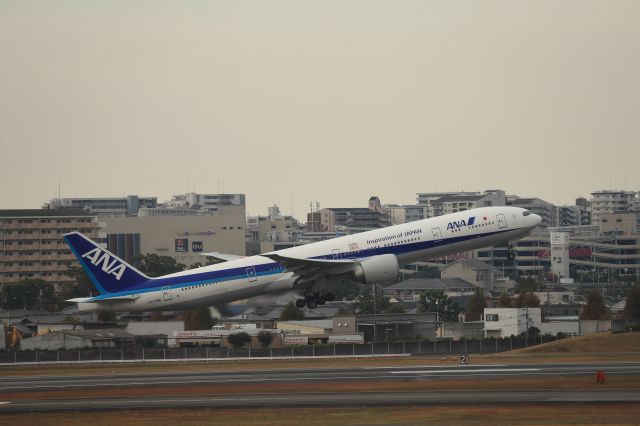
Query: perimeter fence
[{"left": 0, "top": 335, "right": 557, "bottom": 364}]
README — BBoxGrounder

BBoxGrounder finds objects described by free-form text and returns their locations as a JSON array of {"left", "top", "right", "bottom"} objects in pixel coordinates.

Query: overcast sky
[{"left": 1, "top": 1, "right": 639, "bottom": 219}]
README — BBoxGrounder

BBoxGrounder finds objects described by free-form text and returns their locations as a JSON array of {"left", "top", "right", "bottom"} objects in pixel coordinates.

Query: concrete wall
[
  {"left": 540, "top": 321, "right": 580, "bottom": 336},
  {"left": 125, "top": 321, "right": 184, "bottom": 346},
  {"left": 20, "top": 333, "right": 91, "bottom": 351},
  {"left": 580, "top": 320, "right": 612, "bottom": 335},
  {"left": 442, "top": 322, "right": 485, "bottom": 340}
]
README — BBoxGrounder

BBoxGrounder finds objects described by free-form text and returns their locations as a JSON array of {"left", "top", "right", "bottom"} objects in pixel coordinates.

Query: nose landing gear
[{"left": 506, "top": 242, "right": 516, "bottom": 260}]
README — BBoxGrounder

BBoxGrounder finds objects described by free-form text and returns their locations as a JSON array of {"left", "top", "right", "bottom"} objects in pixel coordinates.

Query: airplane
[{"left": 64, "top": 206, "right": 541, "bottom": 312}]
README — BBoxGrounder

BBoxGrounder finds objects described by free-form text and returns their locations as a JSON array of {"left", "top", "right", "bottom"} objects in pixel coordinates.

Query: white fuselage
[{"left": 78, "top": 206, "right": 540, "bottom": 312}]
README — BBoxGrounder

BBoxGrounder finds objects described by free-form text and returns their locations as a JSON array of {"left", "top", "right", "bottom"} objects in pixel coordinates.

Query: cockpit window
[{"left": 522, "top": 211, "right": 531, "bottom": 216}]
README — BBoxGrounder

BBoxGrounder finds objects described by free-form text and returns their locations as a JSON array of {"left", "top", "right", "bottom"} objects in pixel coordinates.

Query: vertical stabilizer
[{"left": 64, "top": 232, "right": 150, "bottom": 294}]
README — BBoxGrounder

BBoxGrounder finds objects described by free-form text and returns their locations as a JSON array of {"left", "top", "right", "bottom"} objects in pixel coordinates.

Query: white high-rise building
[
  {"left": 167, "top": 193, "right": 245, "bottom": 214},
  {"left": 590, "top": 190, "right": 637, "bottom": 225}
]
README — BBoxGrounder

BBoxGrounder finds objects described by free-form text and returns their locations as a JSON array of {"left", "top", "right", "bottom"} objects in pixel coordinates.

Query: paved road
[{"left": 1, "top": 362, "right": 639, "bottom": 412}]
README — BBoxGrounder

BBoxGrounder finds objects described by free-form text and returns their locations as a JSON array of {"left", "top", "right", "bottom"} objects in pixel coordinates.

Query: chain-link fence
[{"left": 0, "top": 335, "right": 558, "bottom": 364}]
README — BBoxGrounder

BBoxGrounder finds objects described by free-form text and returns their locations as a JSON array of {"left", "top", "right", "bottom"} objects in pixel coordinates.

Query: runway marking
[
  {"left": 390, "top": 368, "right": 541, "bottom": 374},
  {"left": 365, "top": 365, "right": 506, "bottom": 370}
]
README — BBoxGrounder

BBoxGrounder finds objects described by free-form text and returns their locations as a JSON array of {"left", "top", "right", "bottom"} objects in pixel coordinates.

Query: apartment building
[
  {"left": 0, "top": 210, "right": 99, "bottom": 286},
  {"left": 318, "top": 197, "right": 391, "bottom": 232},
  {"left": 166, "top": 193, "right": 245, "bottom": 214},
  {"left": 590, "top": 190, "right": 637, "bottom": 225},
  {"left": 416, "top": 190, "right": 506, "bottom": 217},
  {"left": 384, "top": 204, "right": 430, "bottom": 225},
  {"left": 43, "top": 195, "right": 157, "bottom": 216}
]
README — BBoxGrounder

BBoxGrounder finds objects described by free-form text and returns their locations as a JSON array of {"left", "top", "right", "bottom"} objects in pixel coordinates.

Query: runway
[
  {"left": 1, "top": 361, "right": 639, "bottom": 392},
  {"left": 1, "top": 361, "right": 639, "bottom": 412},
  {"left": 1, "top": 390, "right": 639, "bottom": 412}
]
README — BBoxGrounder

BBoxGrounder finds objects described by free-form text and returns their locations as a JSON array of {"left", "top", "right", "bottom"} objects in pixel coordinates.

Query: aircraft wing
[
  {"left": 262, "top": 253, "right": 359, "bottom": 282},
  {"left": 201, "top": 252, "right": 243, "bottom": 262}
]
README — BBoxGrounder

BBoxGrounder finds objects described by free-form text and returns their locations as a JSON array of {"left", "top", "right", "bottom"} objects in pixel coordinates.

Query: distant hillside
[{"left": 511, "top": 332, "right": 640, "bottom": 354}]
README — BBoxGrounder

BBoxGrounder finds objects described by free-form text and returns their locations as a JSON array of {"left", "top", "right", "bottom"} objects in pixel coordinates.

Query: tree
[
  {"left": 180, "top": 307, "right": 213, "bottom": 330},
  {"left": 279, "top": 301, "right": 305, "bottom": 321},
  {"left": 227, "top": 332, "right": 252, "bottom": 349},
  {"left": 352, "top": 286, "right": 389, "bottom": 314},
  {"left": 527, "top": 326, "right": 541, "bottom": 337},
  {"left": 135, "top": 254, "right": 185, "bottom": 277},
  {"left": 149, "top": 311, "right": 165, "bottom": 321},
  {"left": 465, "top": 291, "right": 486, "bottom": 321},
  {"left": 385, "top": 303, "right": 406, "bottom": 314},
  {"left": 624, "top": 285, "right": 640, "bottom": 322},
  {"left": 497, "top": 293, "right": 513, "bottom": 308},
  {"left": 59, "top": 267, "right": 96, "bottom": 300},
  {"left": 336, "top": 305, "right": 354, "bottom": 316},
  {"left": 257, "top": 330, "right": 274, "bottom": 347},
  {"left": 1, "top": 279, "right": 57, "bottom": 310},
  {"left": 515, "top": 277, "right": 539, "bottom": 294},
  {"left": 97, "top": 310, "right": 117, "bottom": 322},
  {"left": 417, "top": 290, "right": 461, "bottom": 322},
  {"left": 320, "top": 279, "right": 361, "bottom": 301},
  {"left": 580, "top": 289, "right": 609, "bottom": 320},
  {"left": 516, "top": 292, "right": 540, "bottom": 308}
]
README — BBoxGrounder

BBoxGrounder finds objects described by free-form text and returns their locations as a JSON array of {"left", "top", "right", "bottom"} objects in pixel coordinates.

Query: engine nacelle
[{"left": 353, "top": 254, "right": 399, "bottom": 284}]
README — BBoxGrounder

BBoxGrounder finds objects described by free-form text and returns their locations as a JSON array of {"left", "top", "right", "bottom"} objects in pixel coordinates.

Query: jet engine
[{"left": 352, "top": 254, "right": 399, "bottom": 284}]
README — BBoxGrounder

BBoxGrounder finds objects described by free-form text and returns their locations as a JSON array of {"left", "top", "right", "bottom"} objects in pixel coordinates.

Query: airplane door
[
  {"left": 246, "top": 267, "right": 257, "bottom": 282},
  {"left": 497, "top": 214, "right": 507, "bottom": 229},
  {"left": 162, "top": 286, "right": 173, "bottom": 301},
  {"left": 332, "top": 249, "right": 341, "bottom": 260},
  {"left": 431, "top": 227, "right": 443, "bottom": 242}
]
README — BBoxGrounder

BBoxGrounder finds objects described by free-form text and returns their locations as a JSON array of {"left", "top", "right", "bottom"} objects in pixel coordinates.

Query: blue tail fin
[{"left": 64, "top": 232, "right": 150, "bottom": 294}]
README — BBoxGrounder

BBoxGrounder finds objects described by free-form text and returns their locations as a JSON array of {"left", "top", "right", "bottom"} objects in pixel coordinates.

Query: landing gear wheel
[
  {"left": 316, "top": 296, "right": 326, "bottom": 306},
  {"left": 325, "top": 292, "right": 335, "bottom": 302},
  {"left": 506, "top": 250, "right": 516, "bottom": 260},
  {"left": 307, "top": 299, "right": 318, "bottom": 309},
  {"left": 295, "top": 299, "right": 307, "bottom": 308}
]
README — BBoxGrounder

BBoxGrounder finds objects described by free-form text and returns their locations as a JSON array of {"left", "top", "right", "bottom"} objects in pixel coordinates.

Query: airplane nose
[{"left": 530, "top": 213, "right": 542, "bottom": 227}]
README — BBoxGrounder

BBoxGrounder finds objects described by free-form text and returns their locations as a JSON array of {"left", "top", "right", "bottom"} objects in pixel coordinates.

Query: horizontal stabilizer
[{"left": 67, "top": 295, "right": 140, "bottom": 304}]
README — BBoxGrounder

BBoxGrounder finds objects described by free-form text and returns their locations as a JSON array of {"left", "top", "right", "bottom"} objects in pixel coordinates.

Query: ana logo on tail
[{"left": 82, "top": 248, "right": 127, "bottom": 280}]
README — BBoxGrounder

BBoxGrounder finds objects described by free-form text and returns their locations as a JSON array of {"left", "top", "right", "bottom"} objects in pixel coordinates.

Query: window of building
[{"left": 486, "top": 314, "right": 499, "bottom": 321}]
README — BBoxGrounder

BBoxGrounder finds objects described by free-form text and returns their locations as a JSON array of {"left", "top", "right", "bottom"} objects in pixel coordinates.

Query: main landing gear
[{"left": 295, "top": 291, "right": 336, "bottom": 309}]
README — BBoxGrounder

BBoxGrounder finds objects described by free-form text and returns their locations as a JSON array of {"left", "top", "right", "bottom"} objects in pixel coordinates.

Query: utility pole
[{"left": 372, "top": 284, "right": 376, "bottom": 314}]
